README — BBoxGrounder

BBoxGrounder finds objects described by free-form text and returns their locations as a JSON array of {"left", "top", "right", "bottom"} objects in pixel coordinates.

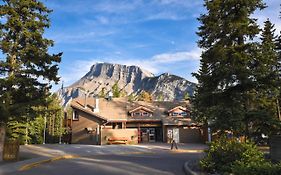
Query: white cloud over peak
[
  {"left": 151, "top": 48, "right": 201, "bottom": 63},
  {"left": 60, "top": 47, "right": 201, "bottom": 86}
]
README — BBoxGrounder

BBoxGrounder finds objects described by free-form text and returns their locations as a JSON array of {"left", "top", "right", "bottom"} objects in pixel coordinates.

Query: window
[
  {"left": 180, "top": 112, "right": 188, "bottom": 116},
  {"left": 134, "top": 112, "right": 141, "bottom": 116},
  {"left": 172, "top": 112, "right": 179, "bottom": 116},
  {"left": 142, "top": 112, "right": 149, "bottom": 116},
  {"left": 112, "top": 123, "right": 122, "bottom": 129},
  {"left": 73, "top": 111, "right": 79, "bottom": 120}
]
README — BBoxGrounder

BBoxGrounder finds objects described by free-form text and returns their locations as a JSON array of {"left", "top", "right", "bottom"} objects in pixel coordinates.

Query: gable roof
[
  {"left": 167, "top": 106, "right": 190, "bottom": 113},
  {"left": 69, "top": 97, "right": 198, "bottom": 125},
  {"left": 71, "top": 100, "right": 107, "bottom": 123},
  {"left": 128, "top": 105, "right": 153, "bottom": 114}
]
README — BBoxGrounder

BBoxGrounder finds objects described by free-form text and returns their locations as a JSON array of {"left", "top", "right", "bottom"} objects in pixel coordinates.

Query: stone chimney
[{"left": 93, "top": 97, "right": 99, "bottom": 113}]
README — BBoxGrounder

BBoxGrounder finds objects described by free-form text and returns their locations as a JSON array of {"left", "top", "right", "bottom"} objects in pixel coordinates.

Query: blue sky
[{"left": 43, "top": 0, "right": 281, "bottom": 90}]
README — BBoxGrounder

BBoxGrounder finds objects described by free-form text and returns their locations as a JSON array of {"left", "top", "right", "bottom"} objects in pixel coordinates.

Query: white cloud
[
  {"left": 60, "top": 47, "right": 201, "bottom": 86},
  {"left": 48, "top": 0, "right": 142, "bottom": 15},
  {"left": 144, "top": 12, "right": 186, "bottom": 21},
  {"left": 93, "top": 1, "right": 141, "bottom": 14},
  {"left": 154, "top": 0, "right": 202, "bottom": 8},
  {"left": 50, "top": 30, "right": 116, "bottom": 44},
  {"left": 151, "top": 48, "right": 202, "bottom": 63},
  {"left": 96, "top": 16, "right": 109, "bottom": 25}
]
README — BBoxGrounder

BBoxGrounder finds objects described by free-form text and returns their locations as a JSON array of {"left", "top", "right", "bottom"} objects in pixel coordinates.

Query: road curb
[
  {"left": 183, "top": 161, "right": 198, "bottom": 175},
  {"left": 19, "top": 155, "right": 79, "bottom": 171},
  {"left": 171, "top": 149, "right": 205, "bottom": 153}
]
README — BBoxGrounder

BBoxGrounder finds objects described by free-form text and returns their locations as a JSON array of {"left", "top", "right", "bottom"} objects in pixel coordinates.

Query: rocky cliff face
[{"left": 60, "top": 63, "right": 196, "bottom": 104}]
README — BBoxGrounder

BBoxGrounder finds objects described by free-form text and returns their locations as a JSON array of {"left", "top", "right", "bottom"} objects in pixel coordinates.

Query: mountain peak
[
  {"left": 84, "top": 62, "right": 154, "bottom": 79},
  {"left": 62, "top": 62, "right": 196, "bottom": 102}
]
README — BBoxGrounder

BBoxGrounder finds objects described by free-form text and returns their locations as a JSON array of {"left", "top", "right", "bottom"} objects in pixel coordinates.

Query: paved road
[
  {"left": 0, "top": 143, "right": 207, "bottom": 175},
  {"left": 14, "top": 152, "right": 203, "bottom": 175}
]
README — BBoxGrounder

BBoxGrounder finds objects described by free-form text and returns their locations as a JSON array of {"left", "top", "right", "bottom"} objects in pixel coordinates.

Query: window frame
[
  {"left": 134, "top": 112, "right": 141, "bottom": 116},
  {"left": 180, "top": 112, "right": 188, "bottom": 116},
  {"left": 142, "top": 112, "right": 149, "bottom": 116},
  {"left": 73, "top": 110, "right": 79, "bottom": 121}
]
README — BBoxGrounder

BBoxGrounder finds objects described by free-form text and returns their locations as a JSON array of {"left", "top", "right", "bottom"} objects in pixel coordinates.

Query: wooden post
[
  {"left": 0, "top": 124, "right": 6, "bottom": 162},
  {"left": 3, "top": 140, "right": 19, "bottom": 161},
  {"left": 138, "top": 123, "right": 141, "bottom": 143}
]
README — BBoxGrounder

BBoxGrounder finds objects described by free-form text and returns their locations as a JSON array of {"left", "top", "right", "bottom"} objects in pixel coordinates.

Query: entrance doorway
[{"left": 141, "top": 128, "right": 156, "bottom": 142}]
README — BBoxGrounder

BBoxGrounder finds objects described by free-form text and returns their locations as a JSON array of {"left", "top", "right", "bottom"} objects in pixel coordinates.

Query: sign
[
  {"left": 173, "top": 128, "right": 179, "bottom": 143},
  {"left": 167, "top": 129, "right": 173, "bottom": 139}
]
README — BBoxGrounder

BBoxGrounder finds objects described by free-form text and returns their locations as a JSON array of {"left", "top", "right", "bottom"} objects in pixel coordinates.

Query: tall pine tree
[
  {"left": 193, "top": 0, "right": 266, "bottom": 137},
  {"left": 246, "top": 19, "right": 281, "bottom": 140},
  {"left": 0, "top": 0, "right": 62, "bottom": 124}
]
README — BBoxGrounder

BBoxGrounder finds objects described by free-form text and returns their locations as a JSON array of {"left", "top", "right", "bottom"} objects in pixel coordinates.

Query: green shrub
[
  {"left": 232, "top": 161, "right": 281, "bottom": 175},
  {"left": 200, "top": 137, "right": 265, "bottom": 174}
]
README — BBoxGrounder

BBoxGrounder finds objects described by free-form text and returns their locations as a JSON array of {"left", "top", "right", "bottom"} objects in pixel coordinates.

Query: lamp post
[
  {"left": 43, "top": 116, "right": 46, "bottom": 144},
  {"left": 207, "top": 120, "right": 212, "bottom": 142},
  {"left": 59, "top": 81, "right": 64, "bottom": 144},
  {"left": 59, "top": 112, "right": 62, "bottom": 144}
]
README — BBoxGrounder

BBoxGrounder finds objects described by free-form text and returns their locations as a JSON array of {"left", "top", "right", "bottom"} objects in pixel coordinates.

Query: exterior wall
[
  {"left": 179, "top": 128, "right": 203, "bottom": 143},
  {"left": 71, "top": 110, "right": 101, "bottom": 145},
  {"left": 101, "top": 129, "right": 138, "bottom": 145},
  {"left": 163, "top": 125, "right": 168, "bottom": 143},
  {"left": 163, "top": 126, "right": 203, "bottom": 143},
  {"left": 126, "top": 122, "right": 161, "bottom": 128},
  {"left": 270, "top": 135, "right": 281, "bottom": 161},
  {"left": 201, "top": 126, "right": 209, "bottom": 143}
]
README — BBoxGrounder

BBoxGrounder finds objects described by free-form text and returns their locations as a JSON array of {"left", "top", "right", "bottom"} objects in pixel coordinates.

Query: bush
[
  {"left": 232, "top": 161, "right": 281, "bottom": 175},
  {"left": 200, "top": 137, "right": 265, "bottom": 174}
]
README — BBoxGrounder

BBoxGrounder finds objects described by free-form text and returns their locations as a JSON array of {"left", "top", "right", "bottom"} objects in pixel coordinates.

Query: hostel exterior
[{"left": 66, "top": 97, "right": 205, "bottom": 145}]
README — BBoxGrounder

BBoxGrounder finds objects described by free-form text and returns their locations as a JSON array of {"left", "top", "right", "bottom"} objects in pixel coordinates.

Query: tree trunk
[
  {"left": 0, "top": 123, "right": 6, "bottom": 162},
  {"left": 276, "top": 99, "right": 281, "bottom": 121}
]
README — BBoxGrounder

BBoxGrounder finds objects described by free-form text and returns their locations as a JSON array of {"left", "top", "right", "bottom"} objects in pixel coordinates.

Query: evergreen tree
[
  {"left": 99, "top": 88, "right": 106, "bottom": 98},
  {"left": 157, "top": 93, "right": 164, "bottom": 101},
  {"left": 193, "top": 0, "right": 266, "bottom": 137},
  {"left": 112, "top": 82, "right": 120, "bottom": 98},
  {"left": 0, "top": 0, "right": 62, "bottom": 124},
  {"left": 138, "top": 91, "right": 153, "bottom": 102},
  {"left": 128, "top": 93, "right": 136, "bottom": 102},
  {"left": 245, "top": 19, "right": 281, "bottom": 140},
  {"left": 184, "top": 92, "right": 190, "bottom": 101},
  {"left": 6, "top": 94, "right": 64, "bottom": 144}
]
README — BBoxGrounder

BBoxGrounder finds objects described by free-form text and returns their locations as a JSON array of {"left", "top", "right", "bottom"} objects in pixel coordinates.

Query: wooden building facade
[{"left": 67, "top": 97, "right": 204, "bottom": 145}]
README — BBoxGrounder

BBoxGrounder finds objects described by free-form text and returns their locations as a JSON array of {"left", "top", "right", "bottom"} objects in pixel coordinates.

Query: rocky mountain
[{"left": 60, "top": 63, "right": 196, "bottom": 104}]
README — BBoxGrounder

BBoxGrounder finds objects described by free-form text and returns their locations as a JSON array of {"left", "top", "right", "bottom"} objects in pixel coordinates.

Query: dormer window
[
  {"left": 134, "top": 112, "right": 141, "bottom": 116},
  {"left": 180, "top": 112, "right": 187, "bottom": 116},
  {"left": 168, "top": 106, "right": 190, "bottom": 117},
  {"left": 129, "top": 106, "right": 153, "bottom": 117},
  {"left": 142, "top": 112, "right": 149, "bottom": 116}
]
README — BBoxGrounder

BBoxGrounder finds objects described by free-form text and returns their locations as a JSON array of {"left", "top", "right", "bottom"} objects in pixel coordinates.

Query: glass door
[{"left": 149, "top": 128, "right": 155, "bottom": 142}]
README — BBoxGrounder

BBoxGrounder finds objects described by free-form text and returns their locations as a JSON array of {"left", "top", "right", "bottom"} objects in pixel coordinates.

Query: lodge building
[{"left": 65, "top": 97, "right": 206, "bottom": 145}]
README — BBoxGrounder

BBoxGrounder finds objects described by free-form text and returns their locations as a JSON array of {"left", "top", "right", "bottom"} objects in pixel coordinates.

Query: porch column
[
  {"left": 138, "top": 123, "right": 141, "bottom": 143},
  {"left": 96, "top": 124, "right": 100, "bottom": 144}
]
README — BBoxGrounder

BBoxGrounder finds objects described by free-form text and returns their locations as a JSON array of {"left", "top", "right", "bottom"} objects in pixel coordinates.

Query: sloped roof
[
  {"left": 71, "top": 97, "right": 199, "bottom": 126},
  {"left": 167, "top": 106, "right": 190, "bottom": 113},
  {"left": 71, "top": 99, "right": 107, "bottom": 122},
  {"left": 128, "top": 105, "right": 154, "bottom": 113}
]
